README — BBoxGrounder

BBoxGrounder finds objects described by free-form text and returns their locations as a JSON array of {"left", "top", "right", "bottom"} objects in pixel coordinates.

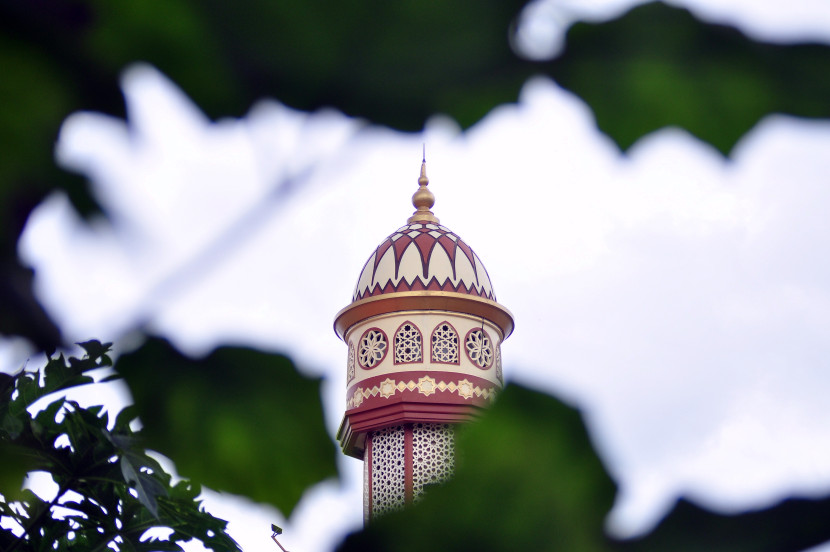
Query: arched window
[
  {"left": 465, "top": 328, "right": 493, "bottom": 369},
  {"left": 431, "top": 322, "right": 459, "bottom": 364},
  {"left": 394, "top": 321, "right": 422, "bottom": 364},
  {"left": 358, "top": 328, "right": 388, "bottom": 369}
]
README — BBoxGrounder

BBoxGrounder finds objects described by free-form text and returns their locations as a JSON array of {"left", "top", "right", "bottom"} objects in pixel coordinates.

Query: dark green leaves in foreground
[
  {"left": 1, "top": 339, "right": 334, "bottom": 549},
  {"left": 338, "top": 384, "right": 617, "bottom": 552},
  {"left": 337, "top": 384, "right": 830, "bottom": 552},
  {"left": 544, "top": 2, "right": 830, "bottom": 155},
  {"left": 117, "top": 338, "right": 337, "bottom": 515},
  {"left": 0, "top": 341, "right": 239, "bottom": 552},
  {"left": 0, "top": 340, "right": 109, "bottom": 495}
]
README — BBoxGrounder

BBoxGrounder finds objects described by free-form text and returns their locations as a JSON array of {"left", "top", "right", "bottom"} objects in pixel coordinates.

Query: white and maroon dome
[
  {"left": 334, "top": 161, "right": 513, "bottom": 342},
  {"left": 352, "top": 222, "right": 495, "bottom": 302}
]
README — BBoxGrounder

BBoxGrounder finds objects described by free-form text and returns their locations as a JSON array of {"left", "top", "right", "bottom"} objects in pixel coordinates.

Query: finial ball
[{"left": 412, "top": 186, "right": 435, "bottom": 210}]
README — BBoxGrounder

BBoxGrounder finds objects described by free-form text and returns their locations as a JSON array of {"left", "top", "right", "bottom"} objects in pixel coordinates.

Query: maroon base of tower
[{"left": 338, "top": 401, "right": 481, "bottom": 458}]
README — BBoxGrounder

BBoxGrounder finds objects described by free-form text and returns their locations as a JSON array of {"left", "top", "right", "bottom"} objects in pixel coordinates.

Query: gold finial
[{"left": 408, "top": 147, "right": 439, "bottom": 224}]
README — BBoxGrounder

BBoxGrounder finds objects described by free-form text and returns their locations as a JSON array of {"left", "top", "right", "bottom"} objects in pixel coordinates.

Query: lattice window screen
[
  {"left": 394, "top": 322, "right": 422, "bottom": 364},
  {"left": 411, "top": 423, "right": 455, "bottom": 502},
  {"left": 431, "top": 322, "right": 459, "bottom": 363},
  {"left": 370, "top": 425, "right": 406, "bottom": 517}
]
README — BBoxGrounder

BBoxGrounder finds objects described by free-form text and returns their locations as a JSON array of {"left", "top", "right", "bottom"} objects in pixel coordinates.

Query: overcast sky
[{"left": 6, "top": 0, "right": 830, "bottom": 550}]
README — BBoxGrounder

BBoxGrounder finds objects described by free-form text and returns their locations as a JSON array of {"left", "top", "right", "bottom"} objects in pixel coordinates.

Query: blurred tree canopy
[{"left": 2, "top": 0, "right": 830, "bottom": 549}]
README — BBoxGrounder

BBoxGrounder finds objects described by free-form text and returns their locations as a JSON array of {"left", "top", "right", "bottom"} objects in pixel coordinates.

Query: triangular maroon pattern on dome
[
  {"left": 437, "top": 234, "right": 457, "bottom": 266},
  {"left": 392, "top": 235, "right": 411, "bottom": 262},
  {"left": 456, "top": 240, "right": 477, "bottom": 281},
  {"left": 352, "top": 223, "right": 496, "bottom": 302},
  {"left": 413, "top": 233, "right": 437, "bottom": 278},
  {"left": 374, "top": 239, "right": 394, "bottom": 272}
]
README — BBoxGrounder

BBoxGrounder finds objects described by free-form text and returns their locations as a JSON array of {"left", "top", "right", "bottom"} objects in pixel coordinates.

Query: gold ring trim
[{"left": 334, "top": 291, "right": 514, "bottom": 341}]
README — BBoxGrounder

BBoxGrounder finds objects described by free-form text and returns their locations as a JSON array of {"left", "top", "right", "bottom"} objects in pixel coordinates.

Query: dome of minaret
[{"left": 335, "top": 160, "right": 514, "bottom": 341}]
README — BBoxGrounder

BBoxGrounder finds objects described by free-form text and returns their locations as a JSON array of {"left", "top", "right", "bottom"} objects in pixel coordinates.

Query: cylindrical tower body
[{"left": 335, "top": 162, "right": 513, "bottom": 522}]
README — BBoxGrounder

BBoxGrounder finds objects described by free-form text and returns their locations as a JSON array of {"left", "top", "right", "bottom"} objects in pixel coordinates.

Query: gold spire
[{"left": 407, "top": 153, "right": 439, "bottom": 224}]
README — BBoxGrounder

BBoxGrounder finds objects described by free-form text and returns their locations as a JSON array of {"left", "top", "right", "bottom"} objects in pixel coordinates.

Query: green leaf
[
  {"left": 12, "top": 371, "right": 41, "bottom": 414},
  {"left": 31, "top": 397, "right": 66, "bottom": 440},
  {"left": 85, "top": 405, "right": 104, "bottom": 418},
  {"left": 185, "top": 0, "right": 530, "bottom": 128},
  {"left": 620, "top": 497, "right": 830, "bottom": 552},
  {"left": 169, "top": 479, "right": 201, "bottom": 502},
  {"left": 2, "top": 409, "right": 24, "bottom": 439},
  {"left": 120, "top": 454, "right": 167, "bottom": 519},
  {"left": 28, "top": 350, "right": 102, "bottom": 408},
  {"left": 77, "top": 340, "right": 113, "bottom": 361},
  {"left": 116, "top": 338, "right": 337, "bottom": 516},
  {"left": 543, "top": 2, "right": 830, "bottom": 155},
  {"left": 114, "top": 405, "right": 140, "bottom": 432},
  {"left": 338, "top": 384, "right": 616, "bottom": 551},
  {"left": 0, "top": 442, "right": 32, "bottom": 499}
]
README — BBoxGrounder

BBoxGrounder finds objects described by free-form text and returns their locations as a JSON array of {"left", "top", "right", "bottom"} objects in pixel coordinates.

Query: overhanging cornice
[{"left": 334, "top": 291, "right": 514, "bottom": 341}]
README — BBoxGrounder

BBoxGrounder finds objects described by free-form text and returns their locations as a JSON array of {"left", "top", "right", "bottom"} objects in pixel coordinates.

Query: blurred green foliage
[
  {"left": 546, "top": 3, "right": 830, "bottom": 155},
  {"left": 116, "top": 339, "right": 337, "bottom": 515},
  {"left": 619, "top": 495, "right": 830, "bottom": 552}
]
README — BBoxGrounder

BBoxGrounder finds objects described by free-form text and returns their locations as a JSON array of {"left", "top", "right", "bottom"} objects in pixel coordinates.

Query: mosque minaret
[{"left": 334, "top": 159, "right": 514, "bottom": 522}]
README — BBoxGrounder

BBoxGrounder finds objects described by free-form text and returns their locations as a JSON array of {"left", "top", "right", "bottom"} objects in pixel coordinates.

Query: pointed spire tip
[{"left": 408, "top": 151, "right": 439, "bottom": 224}]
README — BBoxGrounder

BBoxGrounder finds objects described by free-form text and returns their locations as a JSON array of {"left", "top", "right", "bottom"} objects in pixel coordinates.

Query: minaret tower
[{"left": 335, "top": 159, "right": 514, "bottom": 523}]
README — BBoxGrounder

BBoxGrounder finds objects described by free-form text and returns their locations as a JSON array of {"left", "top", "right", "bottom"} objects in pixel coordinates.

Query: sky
[{"left": 5, "top": 0, "right": 830, "bottom": 550}]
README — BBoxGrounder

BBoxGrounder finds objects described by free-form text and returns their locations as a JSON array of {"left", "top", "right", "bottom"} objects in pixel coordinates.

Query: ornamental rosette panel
[
  {"left": 358, "top": 328, "right": 388, "bottom": 369},
  {"left": 465, "top": 328, "right": 493, "bottom": 369}
]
